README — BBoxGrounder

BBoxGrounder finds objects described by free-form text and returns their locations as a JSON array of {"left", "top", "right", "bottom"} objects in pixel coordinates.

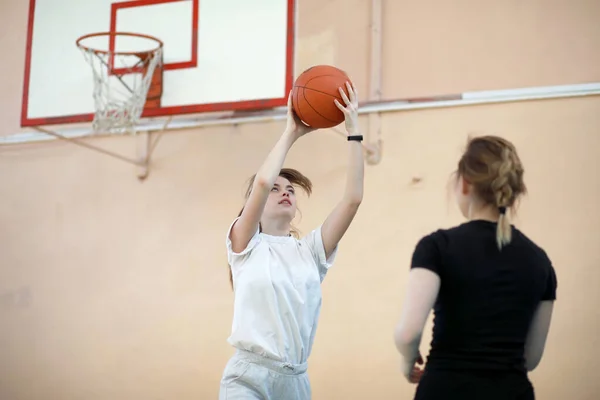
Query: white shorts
[{"left": 219, "top": 349, "right": 311, "bottom": 400}]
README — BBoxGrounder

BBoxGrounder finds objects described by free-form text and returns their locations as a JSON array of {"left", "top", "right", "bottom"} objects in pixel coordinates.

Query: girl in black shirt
[{"left": 394, "top": 135, "right": 557, "bottom": 400}]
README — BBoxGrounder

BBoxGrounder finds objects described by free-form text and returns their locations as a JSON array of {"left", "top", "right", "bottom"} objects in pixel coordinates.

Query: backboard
[{"left": 21, "top": 0, "right": 295, "bottom": 127}]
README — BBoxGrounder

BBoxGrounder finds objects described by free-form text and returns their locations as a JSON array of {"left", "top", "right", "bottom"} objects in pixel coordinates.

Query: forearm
[
  {"left": 343, "top": 138, "right": 364, "bottom": 205},
  {"left": 394, "top": 327, "right": 422, "bottom": 362},
  {"left": 319, "top": 136, "right": 364, "bottom": 257},
  {"left": 254, "top": 130, "right": 296, "bottom": 188}
]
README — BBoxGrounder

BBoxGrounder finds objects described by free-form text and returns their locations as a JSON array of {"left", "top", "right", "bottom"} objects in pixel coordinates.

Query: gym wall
[{"left": 1, "top": 0, "right": 599, "bottom": 399}]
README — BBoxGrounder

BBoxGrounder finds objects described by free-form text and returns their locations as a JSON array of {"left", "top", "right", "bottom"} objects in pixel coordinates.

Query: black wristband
[{"left": 347, "top": 135, "right": 363, "bottom": 142}]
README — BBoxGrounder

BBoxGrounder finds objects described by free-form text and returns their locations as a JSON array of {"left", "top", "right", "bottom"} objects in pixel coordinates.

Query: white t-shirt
[{"left": 226, "top": 217, "right": 338, "bottom": 364}]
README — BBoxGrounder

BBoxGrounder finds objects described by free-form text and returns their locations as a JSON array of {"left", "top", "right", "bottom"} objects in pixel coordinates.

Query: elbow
[
  {"left": 524, "top": 338, "right": 548, "bottom": 372},
  {"left": 525, "top": 356, "right": 541, "bottom": 372},
  {"left": 254, "top": 177, "right": 271, "bottom": 191},
  {"left": 394, "top": 326, "right": 420, "bottom": 354},
  {"left": 344, "top": 196, "right": 363, "bottom": 209},
  {"left": 525, "top": 362, "right": 538, "bottom": 372}
]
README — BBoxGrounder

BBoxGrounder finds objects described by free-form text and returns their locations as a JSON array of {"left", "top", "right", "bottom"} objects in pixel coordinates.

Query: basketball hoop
[{"left": 76, "top": 32, "right": 164, "bottom": 134}]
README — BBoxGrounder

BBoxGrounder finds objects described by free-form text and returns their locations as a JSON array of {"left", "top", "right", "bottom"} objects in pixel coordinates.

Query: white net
[{"left": 77, "top": 33, "right": 163, "bottom": 134}]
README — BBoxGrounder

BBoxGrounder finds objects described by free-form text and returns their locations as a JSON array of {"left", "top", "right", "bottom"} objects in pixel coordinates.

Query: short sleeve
[
  {"left": 302, "top": 226, "right": 338, "bottom": 282},
  {"left": 225, "top": 217, "right": 260, "bottom": 266},
  {"left": 411, "top": 232, "right": 443, "bottom": 276},
  {"left": 541, "top": 264, "right": 557, "bottom": 301}
]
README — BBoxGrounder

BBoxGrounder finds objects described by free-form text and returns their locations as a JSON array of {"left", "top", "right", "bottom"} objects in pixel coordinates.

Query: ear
[{"left": 460, "top": 176, "right": 471, "bottom": 195}]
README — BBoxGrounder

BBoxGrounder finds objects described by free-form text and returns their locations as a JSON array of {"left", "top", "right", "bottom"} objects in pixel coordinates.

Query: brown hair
[
  {"left": 457, "top": 135, "right": 527, "bottom": 249},
  {"left": 228, "top": 168, "right": 313, "bottom": 288}
]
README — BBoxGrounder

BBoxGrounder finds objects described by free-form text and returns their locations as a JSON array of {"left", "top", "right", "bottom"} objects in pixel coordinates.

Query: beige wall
[
  {"left": 297, "top": 0, "right": 600, "bottom": 101},
  {"left": 2, "top": 1, "right": 600, "bottom": 399},
  {"left": 2, "top": 97, "right": 599, "bottom": 399}
]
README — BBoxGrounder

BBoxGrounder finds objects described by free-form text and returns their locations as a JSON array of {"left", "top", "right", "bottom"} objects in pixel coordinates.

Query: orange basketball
[{"left": 291, "top": 65, "right": 352, "bottom": 129}]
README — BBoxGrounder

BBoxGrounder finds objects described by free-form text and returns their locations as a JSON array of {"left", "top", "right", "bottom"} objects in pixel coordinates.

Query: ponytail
[
  {"left": 496, "top": 206, "right": 511, "bottom": 250},
  {"left": 492, "top": 148, "right": 515, "bottom": 250}
]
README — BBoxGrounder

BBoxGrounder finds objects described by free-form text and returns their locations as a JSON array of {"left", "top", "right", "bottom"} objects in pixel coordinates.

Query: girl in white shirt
[{"left": 219, "top": 83, "right": 364, "bottom": 400}]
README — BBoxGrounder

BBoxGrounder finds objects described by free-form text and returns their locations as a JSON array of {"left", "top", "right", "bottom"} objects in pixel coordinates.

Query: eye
[{"left": 271, "top": 187, "right": 278, "bottom": 192}]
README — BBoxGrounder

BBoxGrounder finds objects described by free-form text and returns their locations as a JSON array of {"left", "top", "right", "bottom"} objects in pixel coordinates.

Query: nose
[{"left": 282, "top": 192, "right": 289, "bottom": 197}]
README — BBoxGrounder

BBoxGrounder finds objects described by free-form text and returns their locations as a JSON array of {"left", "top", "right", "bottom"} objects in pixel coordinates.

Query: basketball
[{"left": 291, "top": 65, "right": 353, "bottom": 129}]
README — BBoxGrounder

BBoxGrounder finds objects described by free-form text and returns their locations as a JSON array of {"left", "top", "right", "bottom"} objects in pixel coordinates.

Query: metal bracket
[
  {"left": 136, "top": 129, "right": 166, "bottom": 181},
  {"left": 32, "top": 122, "right": 168, "bottom": 181}
]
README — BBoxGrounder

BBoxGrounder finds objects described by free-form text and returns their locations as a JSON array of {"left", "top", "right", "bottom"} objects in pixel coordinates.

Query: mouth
[{"left": 279, "top": 199, "right": 292, "bottom": 206}]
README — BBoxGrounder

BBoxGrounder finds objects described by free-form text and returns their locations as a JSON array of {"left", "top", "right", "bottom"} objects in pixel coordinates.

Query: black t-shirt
[{"left": 411, "top": 220, "right": 557, "bottom": 373}]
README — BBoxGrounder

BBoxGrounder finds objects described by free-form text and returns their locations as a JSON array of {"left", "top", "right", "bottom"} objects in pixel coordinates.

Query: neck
[
  {"left": 468, "top": 203, "right": 500, "bottom": 222},
  {"left": 260, "top": 218, "right": 292, "bottom": 237}
]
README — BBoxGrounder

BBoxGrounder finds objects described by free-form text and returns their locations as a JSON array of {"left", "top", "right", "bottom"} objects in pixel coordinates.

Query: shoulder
[
  {"left": 410, "top": 229, "right": 447, "bottom": 274},
  {"left": 299, "top": 226, "right": 322, "bottom": 246},
  {"left": 410, "top": 223, "right": 476, "bottom": 274},
  {"left": 512, "top": 228, "right": 554, "bottom": 267},
  {"left": 413, "top": 225, "right": 458, "bottom": 251},
  {"left": 300, "top": 226, "right": 338, "bottom": 280},
  {"left": 299, "top": 226, "right": 325, "bottom": 258},
  {"left": 513, "top": 228, "right": 558, "bottom": 299},
  {"left": 509, "top": 228, "right": 558, "bottom": 297},
  {"left": 225, "top": 217, "right": 262, "bottom": 263}
]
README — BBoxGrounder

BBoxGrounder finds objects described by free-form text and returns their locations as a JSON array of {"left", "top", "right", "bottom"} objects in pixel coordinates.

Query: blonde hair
[
  {"left": 228, "top": 168, "right": 313, "bottom": 289},
  {"left": 457, "top": 136, "right": 527, "bottom": 249}
]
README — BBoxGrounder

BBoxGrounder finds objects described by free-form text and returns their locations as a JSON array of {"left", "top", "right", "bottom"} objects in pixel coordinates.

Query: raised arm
[
  {"left": 320, "top": 82, "right": 365, "bottom": 258},
  {"left": 230, "top": 94, "right": 314, "bottom": 253}
]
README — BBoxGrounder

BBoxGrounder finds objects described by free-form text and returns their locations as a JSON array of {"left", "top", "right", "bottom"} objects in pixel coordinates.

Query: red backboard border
[
  {"left": 20, "top": 0, "right": 296, "bottom": 127},
  {"left": 109, "top": 0, "right": 199, "bottom": 75}
]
